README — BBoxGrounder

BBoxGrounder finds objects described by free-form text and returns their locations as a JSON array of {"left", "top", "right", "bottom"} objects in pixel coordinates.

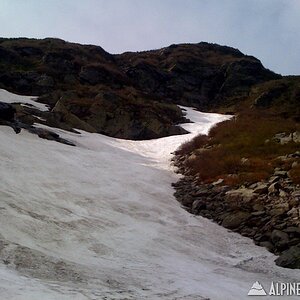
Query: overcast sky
[{"left": 0, "top": 0, "right": 299, "bottom": 75}]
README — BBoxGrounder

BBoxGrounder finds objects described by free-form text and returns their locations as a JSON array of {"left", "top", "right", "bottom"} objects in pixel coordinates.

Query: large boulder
[
  {"left": 275, "top": 243, "right": 300, "bottom": 269},
  {"left": 0, "top": 102, "right": 21, "bottom": 133},
  {"left": 271, "top": 230, "right": 289, "bottom": 250},
  {"left": 0, "top": 102, "right": 16, "bottom": 121},
  {"left": 222, "top": 211, "right": 251, "bottom": 229},
  {"left": 50, "top": 100, "right": 97, "bottom": 133}
]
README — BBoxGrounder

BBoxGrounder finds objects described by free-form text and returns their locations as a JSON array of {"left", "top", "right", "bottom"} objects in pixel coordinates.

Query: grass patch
[{"left": 177, "top": 111, "right": 300, "bottom": 186}]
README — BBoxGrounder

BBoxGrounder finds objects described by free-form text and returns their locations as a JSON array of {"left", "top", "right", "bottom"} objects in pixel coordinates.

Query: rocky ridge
[{"left": 0, "top": 38, "right": 281, "bottom": 139}]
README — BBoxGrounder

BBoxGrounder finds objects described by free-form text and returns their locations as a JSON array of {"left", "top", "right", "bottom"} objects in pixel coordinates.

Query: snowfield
[{"left": 0, "top": 89, "right": 299, "bottom": 299}]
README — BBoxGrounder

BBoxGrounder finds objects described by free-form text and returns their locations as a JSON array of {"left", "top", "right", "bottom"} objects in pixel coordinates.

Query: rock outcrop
[
  {"left": 0, "top": 38, "right": 283, "bottom": 139},
  {"left": 0, "top": 102, "right": 21, "bottom": 133}
]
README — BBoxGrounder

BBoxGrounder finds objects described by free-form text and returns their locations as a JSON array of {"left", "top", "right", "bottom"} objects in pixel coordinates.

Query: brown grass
[
  {"left": 178, "top": 111, "right": 300, "bottom": 186},
  {"left": 175, "top": 134, "right": 209, "bottom": 156}
]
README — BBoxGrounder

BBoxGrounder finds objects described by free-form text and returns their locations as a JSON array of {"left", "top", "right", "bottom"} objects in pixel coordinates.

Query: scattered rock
[{"left": 172, "top": 152, "right": 300, "bottom": 269}]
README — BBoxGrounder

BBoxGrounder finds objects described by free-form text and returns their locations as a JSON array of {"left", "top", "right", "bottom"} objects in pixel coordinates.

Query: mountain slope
[
  {"left": 0, "top": 38, "right": 282, "bottom": 139},
  {"left": 116, "top": 42, "right": 280, "bottom": 109},
  {"left": 0, "top": 90, "right": 299, "bottom": 299}
]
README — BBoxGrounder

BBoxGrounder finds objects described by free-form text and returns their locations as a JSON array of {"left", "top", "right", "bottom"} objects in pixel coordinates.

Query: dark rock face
[
  {"left": 0, "top": 102, "right": 21, "bottom": 133},
  {"left": 59, "top": 92, "right": 188, "bottom": 140},
  {"left": 254, "top": 84, "right": 288, "bottom": 108},
  {"left": 117, "top": 42, "right": 280, "bottom": 110},
  {"left": 0, "top": 102, "right": 15, "bottom": 121},
  {"left": 0, "top": 38, "right": 283, "bottom": 139}
]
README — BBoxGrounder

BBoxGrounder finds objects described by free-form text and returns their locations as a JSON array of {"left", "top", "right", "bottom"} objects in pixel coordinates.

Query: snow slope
[
  {"left": 0, "top": 89, "right": 299, "bottom": 299},
  {"left": 0, "top": 88, "right": 49, "bottom": 111}
]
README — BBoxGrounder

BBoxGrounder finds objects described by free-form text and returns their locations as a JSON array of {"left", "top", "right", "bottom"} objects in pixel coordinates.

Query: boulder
[
  {"left": 291, "top": 151, "right": 300, "bottom": 158},
  {"left": 273, "top": 132, "right": 294, "bottom": 145},
  {"left": 51, "top": 100, "right": 97, "bottom": 133},
  {"left": 222, "top": 211, "right": 250, "bottom": 229},
  {"left": 280, "top": 134, "right": 293, "bottom": 145},
  {"left": 253, "top": 202, "right": 265, "bottom": 211},
  {"left": 0, "top": 102, "right": 16, "bottom": 121},
  {"left": 0, "top": 102, "right": 21, "bottom": 133},
  {"left": 269, "top": 202, "right": 289, "bottom": 217},
  {"left": 191, "top": 199, "right": 206, "bottom": 214},
  {"left": 254, "top": 183, "right": 269, "bottom": 194},
  {"left": 271, "top": 229, "right": 289, "bottom": 249},
  {"left": 259, "top": 241, "right": 274, "bottom": 252},
  {"left": 225, "top": 188, "right": 256, "bottom": 207},
  {"left": 292, "top": 131, "right": 300, "bottom": 143},
  {"left": 212, "top": 178, "right": 224, "bottom": 186},
  {"left": 273, "top": 170, "right": 288, "bottom": 178},
  {"left": 287, "top": 207, "right": 299, "bottom": 218},
  {"left": 284, "top": 227, "right": 300, "bottom": 236},
  {"left": 268, "top": 182, "right": 280, "bottom": 194},
  {"left": 279, "top": 189, "right": 287, "bottom": 198},
  {"left": 187, "top": 153, "right": 197, "bottom": 163},
  {"left": 275, "top": 243, "right": 300, "bottom": 269},
  {"left": 269, "top": 176, "right": 280, "bottom": 184}
]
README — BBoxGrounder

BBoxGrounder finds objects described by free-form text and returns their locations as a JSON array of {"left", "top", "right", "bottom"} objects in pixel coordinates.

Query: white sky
[{"left": 0, "top": 0, "right": 300, "bottom": 75}]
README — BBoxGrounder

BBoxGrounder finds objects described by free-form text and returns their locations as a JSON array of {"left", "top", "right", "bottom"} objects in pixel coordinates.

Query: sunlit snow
[{"left": 0, "top": 89, "right": 299, "bottom": 299}]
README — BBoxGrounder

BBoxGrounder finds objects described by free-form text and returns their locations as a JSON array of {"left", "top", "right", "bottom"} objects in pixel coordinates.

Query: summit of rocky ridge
[{"left": 0, "top": 37, "right": 292, "bottom": 140}]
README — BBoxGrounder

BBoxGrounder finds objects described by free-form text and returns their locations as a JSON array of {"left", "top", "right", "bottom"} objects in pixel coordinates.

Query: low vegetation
[{"left": 176, "top": 110, "right": 300, "bottom": 186}]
